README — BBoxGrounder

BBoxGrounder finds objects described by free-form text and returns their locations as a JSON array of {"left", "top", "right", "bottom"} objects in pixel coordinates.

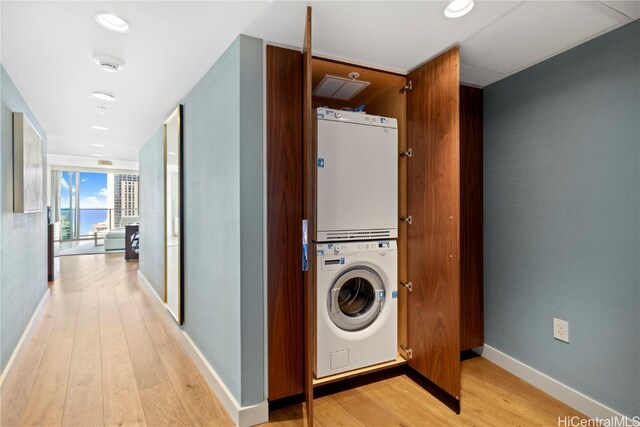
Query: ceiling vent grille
[
  {"left": 98, "top": 160, "right": 113, "bottom": 166},
  {"left": 313, "top": 75, "right": 370, "bottom": 101},
  {"left": 93, "top": 55, "right": 125, "bottom": 73}
]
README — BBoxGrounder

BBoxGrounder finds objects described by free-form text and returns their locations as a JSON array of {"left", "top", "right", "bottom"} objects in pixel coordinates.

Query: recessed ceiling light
[
  {"left": 92, "top": 143, "right": 105, "bottom": 147},
  {"left": 92, "top": 125, "right": 109, "bottom": 131},
  {"left": 92, "top": 92, "right": 115, "bottom": 102},
  {"left": 444, "top": 0, "right": 474, "bottom": 18},
  {"left": 92, "top": 153, "right": 104, "bottom": 157},
  {"left": 94, "top": 12, "right": 130, "bottom": 33},
  {"left": 93, "top": 54, "right": 125, "bottom": 73},
  {"left": 168, "top": 152, "right": 177, "bottom": 155}
]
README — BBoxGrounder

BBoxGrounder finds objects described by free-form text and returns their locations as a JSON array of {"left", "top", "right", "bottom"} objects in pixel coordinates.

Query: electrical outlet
[{"left": 553, "top": 318, "right": 569, "bottom": 343}]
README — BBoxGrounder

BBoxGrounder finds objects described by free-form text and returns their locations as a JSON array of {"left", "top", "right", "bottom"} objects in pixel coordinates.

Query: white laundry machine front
[
  {"left": 316, "top": 108, "right": 398, "bottom": 242},
  {"left": 315, "top": 240, "right": 397, "bottom": 378}
]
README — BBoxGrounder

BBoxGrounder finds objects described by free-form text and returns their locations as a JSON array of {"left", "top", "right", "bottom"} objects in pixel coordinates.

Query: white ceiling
[
  {"left": 1, "top": 1, "right": 636, "bottom": 164},
  {"left": 1, "top": 1, "right": 269, "bottom": 163}
]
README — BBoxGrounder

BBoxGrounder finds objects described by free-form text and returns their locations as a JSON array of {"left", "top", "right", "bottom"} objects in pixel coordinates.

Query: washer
[{"left": 315, "top": 240, "right": 397, "bottom": 378}]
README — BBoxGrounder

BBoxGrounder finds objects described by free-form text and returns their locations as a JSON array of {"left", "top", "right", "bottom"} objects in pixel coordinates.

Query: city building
[{"left": 113, "top": 173, "right": 139, "bottom": 226}]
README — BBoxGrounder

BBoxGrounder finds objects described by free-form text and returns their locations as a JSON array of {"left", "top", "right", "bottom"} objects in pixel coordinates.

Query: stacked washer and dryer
[{"left": 314, "top": 107, "right": 399, "bottom": 378}]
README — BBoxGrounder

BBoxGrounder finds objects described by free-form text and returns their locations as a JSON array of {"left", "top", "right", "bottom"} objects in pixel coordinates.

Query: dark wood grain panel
[
  {"left": 406, "top": 46, "right": 461, "bottom": 399},
  {"left": 48, "top": 223, "right": 55, "bottom": 281},
  {"left": 266, "top": 45, "right": 304, "bottom": 401},
  {"left": 459, "top": 85, "right": 484, "bottom": 351},
  {"left": 302, "top": 6, "right": 316, "bottom": 426}
]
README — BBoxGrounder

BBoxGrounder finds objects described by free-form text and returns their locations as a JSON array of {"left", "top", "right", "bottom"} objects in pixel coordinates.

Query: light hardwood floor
[
  {"left": 1, "top": 254, "right": 588, "bottom": 426},
  {"left": 268, "top": 358, "right": 590, "bottom": 427},
  {"left": 1, "top": 254, "right": 232, "bottom": 427}
]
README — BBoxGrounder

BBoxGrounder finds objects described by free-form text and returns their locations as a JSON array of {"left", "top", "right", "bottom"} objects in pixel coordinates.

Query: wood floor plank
[
  {"left": 101, "top": 362, "right": 147, "bottom": 427},
  {"left": 364, "top": 377, "right": 457, "bottom": 427},
  {"left": 141, "top": 313, "right": 233, "bottom": 426},
  {"left": 18, "top": 291, "right": 81, "bottom": 427},
  {"left": 99, "top": 287, "right": 134, "bottom": 368},
  {"left": 47, "top": 293, "right": 82, "bottom": 341},
  {"left": 323, "top": 386, "right": 403, "bottom": 426},
  {"left": 0, "top": 304, "right": 55, "bottom": 426},
  {"left": 125, "top": 280, "right": 233, "bottom": 426},
  {"left": 266, "top": 404, "right": 303, "bottom": 425},
  {"left": 312, "top": 397, "right": 365, "bottom": 427},
  {"left": 99, "top": 286, "right": 147, "bottom": 427},
  {"left": 18, "top": 337, "right": 75, "bottom": 427},
  {"left": 125, "top": 328, "right": 169, "bottom": 391},
  {"left": 138, "top": 381, "right": 193, "bottom": 427},
  {"left": 61, "top": 289, "right": 104, "bottom": 427},
  {"left": 267, "top": 358, "right": 592, "bottom": 426},
  {"left": 113, "top": 284, "right": 170, "bottom": 391}
]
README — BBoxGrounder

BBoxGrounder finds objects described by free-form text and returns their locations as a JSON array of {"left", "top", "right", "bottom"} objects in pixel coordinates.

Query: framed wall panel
[
  {"left": 13, "top": 112, "right": 44, "bottom": 213},
  {"left": 164, "top": 105, "right": 184, "bottom": 324}
]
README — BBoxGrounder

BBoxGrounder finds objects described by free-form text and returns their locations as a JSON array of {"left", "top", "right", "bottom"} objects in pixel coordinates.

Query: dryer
[
  {"left": 316, "top": 108, "right": 398, "bottom": 242},
  {"left": 315, "top": 240, "right": 397, "bottom": 378}
]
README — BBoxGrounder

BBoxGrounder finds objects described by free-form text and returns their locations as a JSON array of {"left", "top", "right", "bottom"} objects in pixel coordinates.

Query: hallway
[{"left": 0, "top": 254, "right": 232, "bottom": 426}]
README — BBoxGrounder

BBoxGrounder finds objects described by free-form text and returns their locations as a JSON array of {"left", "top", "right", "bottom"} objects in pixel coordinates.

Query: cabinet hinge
[
  {"left": 400, "top": 215, "right": 412, "bottom": 225},
  {"left": 399, "top": 148, "right": 412, "bottom": 158},
  {"left": 400, "top": 80, "right": 413, "bottom": 93},
  {"left": 400, "top": 280, "right": 413, "bottom": 292},
  {"left": 400, "top": 344, "right": 413, "bottom": 359}
]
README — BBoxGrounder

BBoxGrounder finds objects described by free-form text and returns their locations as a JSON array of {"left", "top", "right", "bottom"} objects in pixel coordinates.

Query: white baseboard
[
  {"left": 136, "top": 270, "right": 268, "bottom": 427},
  {"left": 0, "top": 288, "right": 51, "bottom": 390},
  {"left": 137, "top": 269, "right": 165, "bottom": 306},
  {"left": 477, "top": 344, "right": 630, "bottom": 421},
  {"left": 180, "top": 332, "right": 269, "bottom": 427}
]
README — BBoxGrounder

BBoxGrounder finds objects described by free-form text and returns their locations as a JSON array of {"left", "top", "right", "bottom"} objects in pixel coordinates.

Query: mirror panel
[{"left": 164, "top": 106, "right": 183, "bottom": 324}]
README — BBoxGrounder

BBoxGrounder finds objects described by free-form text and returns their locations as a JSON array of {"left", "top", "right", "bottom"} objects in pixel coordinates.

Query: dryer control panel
[{"left": 317, "top": 108, "right": 398, "bottom": 129}]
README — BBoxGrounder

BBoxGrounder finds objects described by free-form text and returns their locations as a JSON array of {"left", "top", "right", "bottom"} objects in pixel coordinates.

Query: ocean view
[
  {"left": 58, "top": 172, "right": 139, "bottom": 240},
  {"left": 61, "top": 208, "right": 109, "bottom": 237}
]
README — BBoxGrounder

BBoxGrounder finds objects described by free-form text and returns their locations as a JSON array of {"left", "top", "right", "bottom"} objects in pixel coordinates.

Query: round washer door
[{"left": 328, "top": 267, "right": 385, "bottom": 331}]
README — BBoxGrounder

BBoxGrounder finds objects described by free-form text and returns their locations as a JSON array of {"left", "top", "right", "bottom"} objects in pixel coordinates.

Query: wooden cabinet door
[
  {"left": 301, "top": 6, "right": 315, "bottom": 426},
  {"left": 459, "top": 85, "right": 484, "bottom": 351},
  {"left": 406, "top": 46, "right": 461, "bottom": 400},
  {"left": 266, "top": 45, "right": 304, "bottom": 401}
]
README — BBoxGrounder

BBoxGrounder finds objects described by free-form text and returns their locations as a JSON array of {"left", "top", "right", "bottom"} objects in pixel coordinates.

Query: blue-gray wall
[
  {"left": 183, "top": 34, "right": 264, "bottom": 407},
  {"left": 139, "top": 125, "right": 165, "bottom": 298},
  {"left": 0, "top": 65, "right": 48, "bottom": 372},
  {"left": 237, "top": 34, "right": 265, "bottom": 406},
  {"left": 484, "top": 21, "right": 639, "bottom": 417},
  {"left": 138, "top": 34, "right": 264, "bottom": 406}
]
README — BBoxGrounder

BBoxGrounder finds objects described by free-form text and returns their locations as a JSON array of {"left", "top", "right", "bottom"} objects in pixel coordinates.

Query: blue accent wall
[
  {"left": 182, "top": 34, "right": 264, "bottom": 407},
  {"left": 237, "top": 35, "right": 265, "bottom": 405},
  {"left": 484, "top": 21, "right": 639, "bottom": 417},
  {"left": 138, "top": 34, "right": 264, "bottom": 406},
  {"left": 0, "top": 65, "right": 48, "bottom": 372},
  {"left": 139, "top": 125, "right": 165, "bottom": 298}
]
